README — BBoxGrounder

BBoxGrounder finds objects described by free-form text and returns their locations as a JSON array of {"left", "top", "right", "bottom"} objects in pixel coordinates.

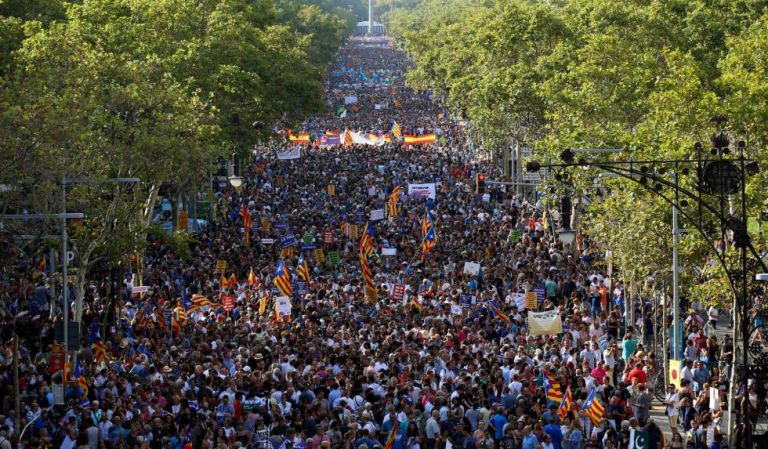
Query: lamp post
[{"left": 525, "top": 119, "right": 766, "bottom": 448}]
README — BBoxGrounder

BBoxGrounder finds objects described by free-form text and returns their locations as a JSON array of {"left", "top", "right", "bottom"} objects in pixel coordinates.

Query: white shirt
[{"left": 665, "top": 392, "right": 679, "bottom": 416}]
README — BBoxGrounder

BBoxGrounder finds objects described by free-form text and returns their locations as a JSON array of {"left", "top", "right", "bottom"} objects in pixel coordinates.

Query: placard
[
  {"left": 524, "top": 291, "right": 538, "bottom": 310},
  {"left": 348, "top": 225, "right": 359, "bottom": 239},
  {"left": 261, "top": 238, "right": 275, "bottom": 244},
  {"left": 511, "top": 293, "right": 525, "bottom": 310},
  {"left": 327, "top": 184, "right": 335, "bottom": 196},
  {"left": 294, "top": 281, "right": 308, "bottom": 296},
  {"left": 463, "top": 262, "right": 481, "bottom": 276},
  {"left": 391, "top": 284, "right": 406, "bottom": 302},
  {"left": 381, "top": 248, "right": 397, "bottom": 256},
  {"left": 370, "top": 209, "right": 385, "bottom": 221},
  {"left": 444, "top": 263, "right": 456, "bottom": 275},
  {"left": 451, "top": 305, "right": 463, "bottom": 315},
  {"left": 222, "top": 295, "right": 235, "bottom": 312},
  {"left": 132, "top": 286, "right": 148, "bottom": 295},
  {"left": 312, "top": 248, "right": 325, "bottom": 264},
  {"left": 328, "top": 251, "right": 340, "bottom": 267},
  {"left": 460, "top": 294, "right": 475, "bottom": 308},
  {"left": 276, "top": 296, "right": 292, "bottom": 317},
  {"left": 214, "top": 260, "right": 228, "bottom": 274},
  {"left": 407, "top": 183, "right": 437, "bottom": 199},
  {"left": 322, "top": 230, "right": 334, "bottom": 244}
]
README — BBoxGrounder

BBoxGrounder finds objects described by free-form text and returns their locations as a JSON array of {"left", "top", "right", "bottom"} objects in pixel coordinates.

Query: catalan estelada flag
[
  {"left": 297, "top": 252, "right": 311, "bottom": 285},
  {"left": 386, "top": 186, "right": 402, "bottom": 217},
  {"left": 75, "top": 358, "right": 88, "bottom": 398},
  {"left": 383, "top": 420, "right": 400, "bottom": 449},
  {"left": 403, "top": 133, "right": 436, "bottom": 145},
  {"left": 343, "top": 129, "right": 354, "bottom": 147},
  {"left": 581, "top": 390, "right": 605, "bottom": 426},
  {"left": 558, "top": 386, "right": 573, "bottom": 419},
  {"left": 360, "top": 248, "right": 377, "bottom": 300},
  {"left": 487, "top": 301, "right": 510, "bottom": 323},
  {"left": 421, "top": 226, "right": 436, "bottom": 262},
  {"left": 281, "top": 246, "right": 296, "bottom": 260},
  {"left": 360, "top": 222, "right": 375, "bottom": 257},
  {"left": 288, "top": 133, "right": 310, "bottom": 144},
  {"left": 274, "top": 259, "right": 293, "bottom": 296},
  {"left": 188, "top": 294, "right": 215, "bottom": 313},
  {"left": 240, "top": 204, "right": 252, "bottom": 244},
  {"left": 391, "top": 121, "right": 402, "bottom": 138},
  {"left": 543, "top": 371, "right": 563, "bottom": 403}
]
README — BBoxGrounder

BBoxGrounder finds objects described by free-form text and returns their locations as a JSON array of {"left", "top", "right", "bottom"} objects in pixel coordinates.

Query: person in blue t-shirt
[
  {"left": 543, "top": 417, "right": 563, "bottom": 449},
  {"left": 488, "top": 407, "right": 507, "bottom": 442}
]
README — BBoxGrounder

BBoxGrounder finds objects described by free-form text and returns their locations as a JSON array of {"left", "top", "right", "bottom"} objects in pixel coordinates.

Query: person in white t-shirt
[
  {"left": 707, "top": 306, "right": 719, "bottom": 329},
  {"left": 664, "top": 384, "right": 680, "bottom": 431}
]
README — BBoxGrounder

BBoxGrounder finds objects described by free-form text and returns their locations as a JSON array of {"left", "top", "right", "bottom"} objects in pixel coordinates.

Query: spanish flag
[
  {"left": 247, "top": 267, "right": 258, "bottom": 286},
  {"left": 403, "top": 133, "right": 436, "bottom": 145},
  {"left": 288, "top": 133, "right": 310, "bottom": 144}
]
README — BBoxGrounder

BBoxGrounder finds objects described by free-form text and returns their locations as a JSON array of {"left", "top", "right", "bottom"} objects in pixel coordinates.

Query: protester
[{"left": 0, "top": 34, "right": 736, "bottom": 449}]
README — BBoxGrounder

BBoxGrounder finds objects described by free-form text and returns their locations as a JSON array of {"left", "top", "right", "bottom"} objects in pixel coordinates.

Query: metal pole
[
  {"left": 49, "top": 246, "right": 56, "bottom": 317},
  {"left": 672, "top": 172, "right": 680, "bottom": 360},
  {"left": 368, "top": 0, "right": 373, "bottom": 33},
  {"left": 13, "top": 335, "right": 20, "bottom": 437},
  {"left": 61, "top": 179, "right": 69, "bottom": 366}
]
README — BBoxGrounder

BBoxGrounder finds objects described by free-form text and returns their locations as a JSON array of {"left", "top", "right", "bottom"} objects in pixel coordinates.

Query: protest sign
[
  {"left": 275, "top": 296, "right": 292, "bottom": 317},
  {"left": 463, "top": 262, "right": 481, "bottom": 276},
  {"left": 370, "top": 209, "right": 385, "bottom": 221},
  {"left": 276, "top": 149, "right": 301, "bottom": 160},
  {"left": 528, "top": 309, "right": 563, "bottom": 335},
  {"left": 524, "top": 291, "right": 538, "bottom": 310},
  {"left": 328, "top": 251, "right": 340, "bottom": 266},
  {"left": 222, "top": 296, "right": 235, "bottom": 312},
  {"left": 511, "top": 293, "right": 525, "bottom": 310},
  {"left": 391, "top": 284, "right": 405, "bottom": 302},
  {"left": 407, "top": 183, "right": 436, "bottom": 199}
]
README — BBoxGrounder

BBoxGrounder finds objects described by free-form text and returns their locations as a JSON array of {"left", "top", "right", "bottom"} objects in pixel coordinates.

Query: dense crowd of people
[{"left": 0, "top": 34, "right": 754, "bottom": 449}]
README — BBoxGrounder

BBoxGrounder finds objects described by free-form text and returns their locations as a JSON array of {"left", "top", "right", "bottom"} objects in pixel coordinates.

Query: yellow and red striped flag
[{"left": 274, "top": 259, "right": 293, "bottom": 296}]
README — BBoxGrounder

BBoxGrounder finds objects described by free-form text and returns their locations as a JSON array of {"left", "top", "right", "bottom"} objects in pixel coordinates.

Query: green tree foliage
[
  {"left": 386, "top": 0, "right": 768, "bottom": 306},
  {"left": 0, "top": 0, "right": 354, "bottom": 318}
]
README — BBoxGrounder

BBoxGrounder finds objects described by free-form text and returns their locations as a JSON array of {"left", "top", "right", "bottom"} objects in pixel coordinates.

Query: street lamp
[
  {"left": 228, "top": 176, "right": 244, "bottom": 188},
  {"left": 525, "top": 118, "right": 765, "bottom": 448}
]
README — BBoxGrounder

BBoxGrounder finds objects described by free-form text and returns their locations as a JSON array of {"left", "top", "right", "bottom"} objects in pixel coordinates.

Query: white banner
[
  {"left": 370, "top": 209, "right": 385, "bottom": 221},
  {"left": 276, "top": 149, "right": 301, "bottom": 160},
  {"left": 276, "top": 296, "right": 292, "bottom": 317},
  {"left": 528, "top": 309, "right": 563, "bottom": 336},
  {"left": 407, "top": 183, "right": 436, "bottom": 199},
  {"left": 381, "top": 247, "right": 397, "bottom": 256},
  {"left": 463, "top": 262, "right": 481, "bottom": 276},
  {"left": 344, "top": 96, "right": 358, "bottom": 105}
]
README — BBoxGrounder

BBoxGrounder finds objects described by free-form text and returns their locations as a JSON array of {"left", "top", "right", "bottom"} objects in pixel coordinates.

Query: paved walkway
[{"left": 647, "top": 312, "right": 768, "bottom": 440}]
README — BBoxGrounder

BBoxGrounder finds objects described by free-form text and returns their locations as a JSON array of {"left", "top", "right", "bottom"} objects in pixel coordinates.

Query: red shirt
[{"left": 627, "top": 368, "right": 647, "bottom": 384}]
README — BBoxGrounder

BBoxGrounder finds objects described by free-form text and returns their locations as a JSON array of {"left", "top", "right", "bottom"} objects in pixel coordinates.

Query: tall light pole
[
  {"left": 671, "top": 172, "right": 680, "bottom": 361},
  {"left": 368, "top": 0, "right": 373, "bottom": 34}
]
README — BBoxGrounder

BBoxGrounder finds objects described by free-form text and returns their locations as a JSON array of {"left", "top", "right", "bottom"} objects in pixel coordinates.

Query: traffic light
[{"left": 476, "top": 173, "right": 485, "bottom": 194}]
